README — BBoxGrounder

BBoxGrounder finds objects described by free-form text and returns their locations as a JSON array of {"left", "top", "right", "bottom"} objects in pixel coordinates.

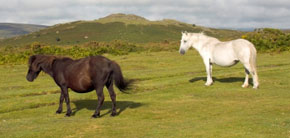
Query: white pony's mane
[
  {"left": 188, "top": 32, "right": 206, "bottom": 37},
  {"left": 184, "top": 32, "right": 219, "bottom": 42},
  {"left": 182, "top": 31, "right": 204, "bottom": 35}
]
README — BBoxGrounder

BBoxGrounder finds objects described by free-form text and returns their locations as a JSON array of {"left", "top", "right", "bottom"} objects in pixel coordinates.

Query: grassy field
[{"left": 0, "top": 50, "right": 290, "bottom": 137}]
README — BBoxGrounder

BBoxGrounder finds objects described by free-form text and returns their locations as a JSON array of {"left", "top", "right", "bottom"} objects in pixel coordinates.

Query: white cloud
[{"left": 0, "top": 0, "right": 289, "bottom": 29}]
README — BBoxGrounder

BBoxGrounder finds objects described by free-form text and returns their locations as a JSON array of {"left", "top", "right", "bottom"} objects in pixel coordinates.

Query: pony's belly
[
  {"left": 213, "top": 59, "right": 239, "bottom": 67},
  {"left": 68, "top": 79, "right": 94, "bottom": 93},
  {"left": 212, "top": 50, "right": 239, "bottom": 66},
  {"left": 71, "top": 87, "right": 94, "bottom": 93},
  {"left": 66, "top": 71, "right": 94, "bottom": 93}
]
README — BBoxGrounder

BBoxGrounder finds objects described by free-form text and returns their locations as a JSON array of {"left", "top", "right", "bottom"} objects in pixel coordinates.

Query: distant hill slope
[
  {"left": 283, "top": 29, "right": 290, "bottom": 33},
  {"left": 0, "top": 23, "right": 47, "bottom": 39},
  {"left": 0, "top": 13, "right": 244, "bottom": 47}
]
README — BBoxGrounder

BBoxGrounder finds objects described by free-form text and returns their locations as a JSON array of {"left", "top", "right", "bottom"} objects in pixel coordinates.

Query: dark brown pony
[{"left": 26, "top": 55, "right": 131, "bottom": 118}]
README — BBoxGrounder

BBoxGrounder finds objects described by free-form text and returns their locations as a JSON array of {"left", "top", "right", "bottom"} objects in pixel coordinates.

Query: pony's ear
[
  {"left": 183, "top": 31, "right": 188, "bottom": 35},
  {"left": 29, "top": 55, "right": 41, "bottom": 71},
  {"left": 28, "top": 55, "right": 37, "bottom": 65},
  {"left": 41, "top": 56, "right": 56, "bottom": 70}
]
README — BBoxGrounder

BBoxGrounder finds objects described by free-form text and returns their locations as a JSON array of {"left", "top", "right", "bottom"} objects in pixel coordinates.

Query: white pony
[{"left": 179, "top": 32, "right": 259, "bottom": 88}]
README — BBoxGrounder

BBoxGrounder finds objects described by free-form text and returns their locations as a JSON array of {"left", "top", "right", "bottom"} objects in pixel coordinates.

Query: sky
[{"left": 0, "top": 0, "right": 289, "bottom": 29}]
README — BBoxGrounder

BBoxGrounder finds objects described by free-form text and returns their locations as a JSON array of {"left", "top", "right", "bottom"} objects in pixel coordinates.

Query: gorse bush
[
  {"left": 0, "top": 40, "right": 141, "bottom": 64},
  {"left": 28, "top": 40, "right": 141, "bottom": 56},
  {"left": 0, "top": 40, "right": 178, "bottom": 64},
  {"left": 242, "top": 28, "right": 290, "bottom": 52}
]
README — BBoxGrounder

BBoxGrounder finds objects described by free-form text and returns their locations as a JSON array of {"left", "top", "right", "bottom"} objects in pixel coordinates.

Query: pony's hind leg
[
  {"left": 106, "top": 81, "right": 117, "bottom": 116},
  {"left": 252, "top": 70, "right": 259, "bottom": 89},
  {"left": 243, "top": 63, "right": 259, "bottom": 89},
  {"left": 92, "top": 86, "right": 105, "bottom": 118},
  {"left": 242, "top": 68, "right": 250, "bottom": 88}
]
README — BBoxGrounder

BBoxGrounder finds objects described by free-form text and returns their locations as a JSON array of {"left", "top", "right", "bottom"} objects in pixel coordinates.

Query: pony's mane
[
  {"left": 184, "top": 32, "right": 219, "bottom": 42},
  {"left": 30, "top": 55, "right": 57, "bottom": 64},
  {"left": 182, "top": 31, "right": 206, "bottom": 37},
  {"left": 188, "top": 32, "right": 205, "bottom": 36},
  {"left": 184, "top": 32, "right": 209, "bottom": 39}
]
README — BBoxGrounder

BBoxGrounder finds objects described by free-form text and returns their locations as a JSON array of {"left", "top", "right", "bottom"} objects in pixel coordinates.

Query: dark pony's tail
[{"left": 111, "top": 61, "right": 132, "bottom": 92}]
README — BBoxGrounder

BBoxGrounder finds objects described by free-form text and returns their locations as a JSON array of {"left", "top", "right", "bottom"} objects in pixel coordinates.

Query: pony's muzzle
[
  {"left": 26, "top": 75, "right": 34, "bottom": 82},
  {"left": 26, "top": 73, "right": 36, "bottom": 82},
  {"left": 179, "top": 49, "right": 185, "bottom": 55}
]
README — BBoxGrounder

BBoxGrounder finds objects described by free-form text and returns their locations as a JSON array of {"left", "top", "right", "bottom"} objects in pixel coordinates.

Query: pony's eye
[{"left": 184, "top": 40, "right": 187, "bottom": 43}]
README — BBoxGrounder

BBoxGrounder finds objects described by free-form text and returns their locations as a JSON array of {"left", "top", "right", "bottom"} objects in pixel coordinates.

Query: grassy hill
[
  {"left": 0, "top": 23, "right": 47, "bottom": 39},
  {"left": 0, "top": 13, "right": 244, "bottom": 47},
  {"left": 283, "top": 29, "right": 290, "bottom": 33}
]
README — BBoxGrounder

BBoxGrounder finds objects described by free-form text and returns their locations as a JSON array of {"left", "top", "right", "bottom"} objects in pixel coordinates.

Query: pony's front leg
[
  {"left": 61, "top": 86, "right": 72, "bottom": 116},
  {"left": 56, "top": 92, "right": 64, "bottom": 114},
  {"left": 204, "top": 59, "right": 213, "bottom": 86}
]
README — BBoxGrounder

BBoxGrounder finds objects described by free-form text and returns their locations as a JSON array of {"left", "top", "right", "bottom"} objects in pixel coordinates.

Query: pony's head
[
  {"left": 179, "top": 32, "right": 205, "bottom": 55},
  {"left": 179, "top": 31, "right": 200, "bottom": 55},
  {"left": 26, "top": 55, "right": 55, "bottom": 82}
]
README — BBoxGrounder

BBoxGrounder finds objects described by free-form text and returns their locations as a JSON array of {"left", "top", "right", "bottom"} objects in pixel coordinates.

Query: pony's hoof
[
  {"left": 242, "top": 84, "right": 249, "bottom": 88},
  {"left": 55, "top": 109, "right": 62, "bottom": 114},
  {"left": 111, "top": 112, "right": 117, "bottom": 117},
  {"left": 92, "top": 113, "right": 100, "bottom": 118},
  {"left": 253, "top": 86, "right": 259, "bottom": 89},
  {"left": 205, "top": 82, "right": 213, "bottom": 86},
  {"left": 65, "top": 110, "right": 72, "bottom": 117}
]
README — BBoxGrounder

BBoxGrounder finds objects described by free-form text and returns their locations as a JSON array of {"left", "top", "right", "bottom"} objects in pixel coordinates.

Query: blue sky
[{"left": 0, "top": 0, "right": 289, "bottom": 29}]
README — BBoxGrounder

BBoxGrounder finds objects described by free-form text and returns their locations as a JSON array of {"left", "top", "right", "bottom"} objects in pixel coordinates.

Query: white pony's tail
[
  {"left": 250, "top": 43, "right": 259, "bottom": 88},
  {"left": 250, "top": 45, "right": 257, "bottom": 74}
]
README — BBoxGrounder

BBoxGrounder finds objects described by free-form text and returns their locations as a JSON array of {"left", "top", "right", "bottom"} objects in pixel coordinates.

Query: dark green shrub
[
  {"left": 242, "top": 28, "right": 290, "bottom": 52},
  {"left": 0, "top": 39, "right": 179, "bottom": 65}
]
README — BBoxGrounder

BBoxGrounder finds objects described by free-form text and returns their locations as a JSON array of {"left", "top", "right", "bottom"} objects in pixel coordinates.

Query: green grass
[{"left": 1, "top": 51, "right": 290, "bottom": 137}]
